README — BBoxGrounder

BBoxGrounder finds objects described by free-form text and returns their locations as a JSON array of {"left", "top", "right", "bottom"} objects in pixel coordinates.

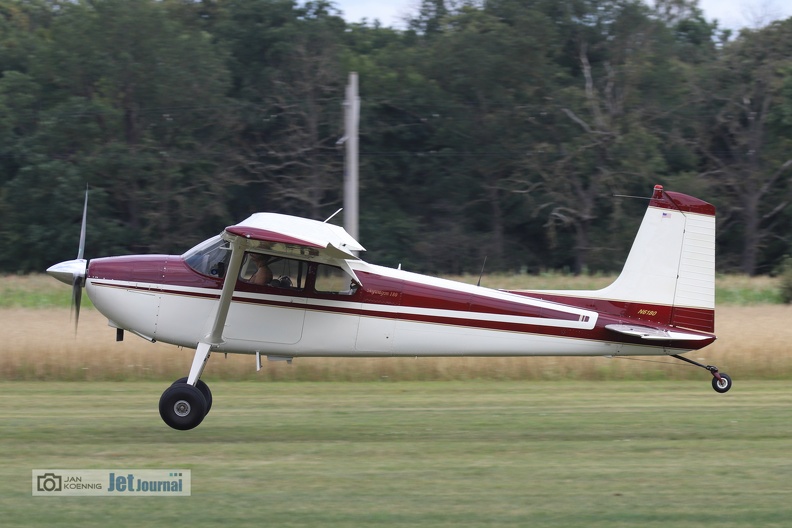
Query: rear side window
[{"left": 314, "top": 264, "right": 358, "bottom": 295}]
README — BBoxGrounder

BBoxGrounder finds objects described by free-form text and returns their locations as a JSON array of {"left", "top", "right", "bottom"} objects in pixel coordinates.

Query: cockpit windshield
[{"left": 183, "top": 235, "right": 231, "bottom": 278}]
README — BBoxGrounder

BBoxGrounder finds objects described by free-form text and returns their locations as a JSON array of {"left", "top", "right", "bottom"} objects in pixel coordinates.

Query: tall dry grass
[{"left": 3, "top": 305, "right": 791, "bottom": 382}]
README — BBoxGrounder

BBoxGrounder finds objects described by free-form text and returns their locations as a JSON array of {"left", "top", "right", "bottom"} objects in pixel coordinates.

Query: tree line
[{"left": 1, "top": 0, "right": 792, "bottom": 276}]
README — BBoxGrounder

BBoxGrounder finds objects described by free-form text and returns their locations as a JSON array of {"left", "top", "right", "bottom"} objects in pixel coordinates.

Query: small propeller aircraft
[{"left": 47, "top": 185, "right": 729, "bottom": 430}]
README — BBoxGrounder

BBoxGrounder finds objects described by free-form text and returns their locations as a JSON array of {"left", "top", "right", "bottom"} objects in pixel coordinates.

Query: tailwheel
[
  {"left": 159, "top": 383, "right": 207, "bottom": 430},
  {"left": 171, "top": 377, "right": 213, "bottom": 415},
  {"left": 671, "top": 354, "right": 733, "bottom": 393},
  {"left": 712, "top": 373, "right": 732, "bottom": 394}
]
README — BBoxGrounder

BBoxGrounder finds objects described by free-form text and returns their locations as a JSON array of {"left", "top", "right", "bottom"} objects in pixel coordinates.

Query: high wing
[
  {"left": 223, "top": 213, "right": 365, "bottom": 283},
  {"left": 224, "top": 213, "right": 365, "bottom": 261}
]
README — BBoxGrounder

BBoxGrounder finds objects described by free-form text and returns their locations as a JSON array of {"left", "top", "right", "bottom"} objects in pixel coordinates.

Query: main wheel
[
  {"left": 159, "top": 384, "right": 207, "bottom": 430},
  {"left": 712, "top": 373, "right": 732, "bottom": 393},
  {"left": 171, "top": 377, "right": 213, "bottom": 415}
]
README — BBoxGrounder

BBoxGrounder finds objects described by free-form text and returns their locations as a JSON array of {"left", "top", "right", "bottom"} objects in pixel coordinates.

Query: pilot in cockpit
[{"left": 247, "top": 253, "right": 273, "bottom": 286}]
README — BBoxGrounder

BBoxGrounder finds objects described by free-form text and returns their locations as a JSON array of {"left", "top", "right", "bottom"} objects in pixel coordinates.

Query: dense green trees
[
  {"left": 696, "top": 19, "right": 792, "bottom": 274},
  {"left": 1, "top": 0, "right": 791, "bottom": 276},
  {"left": 1, "top": 0, "right": 234, "bottom": 268}
]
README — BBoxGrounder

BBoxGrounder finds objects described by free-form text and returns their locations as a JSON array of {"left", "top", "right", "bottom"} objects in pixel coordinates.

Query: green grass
[
  {"left": 0, "top": 275, "right": 73, "bottom": 308},
  {"left": 2, "top": 380, "right": 792, "bottom": 527},
  {"left": 714, "top": 274, "right": 783, "bottom": 305}
]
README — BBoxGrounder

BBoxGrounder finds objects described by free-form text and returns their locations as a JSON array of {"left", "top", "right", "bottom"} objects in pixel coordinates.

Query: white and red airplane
[{"left": 47, "top": 185, "right": 729, "bottom": 430}]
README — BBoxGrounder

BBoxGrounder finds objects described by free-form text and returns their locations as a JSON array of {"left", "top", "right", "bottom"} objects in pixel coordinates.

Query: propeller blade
[
  {"left": 77, "top": 187, "right": 88, "bottom": 260},
  {"left": 72, "top": 274, "right": 83, "bottom": 333},
  {"left": 49, "top": 186, "right": 90, "bottom": 334},
  {"left": 73, "top": 186, "right": 88, "bottom": 332},
  {"left": 47, "top": 188, "right": 90, "bottom": 286}
]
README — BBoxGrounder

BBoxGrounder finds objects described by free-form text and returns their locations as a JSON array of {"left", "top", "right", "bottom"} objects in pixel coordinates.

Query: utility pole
[{"left": 343, "top": 72, "right": 360, "bottom": 245}]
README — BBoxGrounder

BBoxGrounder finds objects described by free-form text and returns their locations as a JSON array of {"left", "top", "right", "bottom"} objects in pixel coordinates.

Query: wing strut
[{"left": 186, "top": 236, "right": 246, "bottom": 386}]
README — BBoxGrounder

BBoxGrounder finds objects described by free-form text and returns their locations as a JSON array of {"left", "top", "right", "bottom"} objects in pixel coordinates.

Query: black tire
[
  {"left": 159, "top": 384, "right": 207, "bottom": 430},
  {"left": 171, "top": 377, "right": 213, "bottom": 415},
  {"left": 712, "top": 373, "right": 732, "bottom": 393}
]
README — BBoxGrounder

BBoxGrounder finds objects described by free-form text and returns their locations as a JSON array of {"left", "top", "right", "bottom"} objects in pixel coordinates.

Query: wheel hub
[{"left": 174, "top": 399, "right": 191, "bottom": 417}]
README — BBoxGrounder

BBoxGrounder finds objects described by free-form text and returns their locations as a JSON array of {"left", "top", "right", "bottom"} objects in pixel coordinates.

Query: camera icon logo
[{"left": 37, "top": 473, "right": 62, "bottom": 492}]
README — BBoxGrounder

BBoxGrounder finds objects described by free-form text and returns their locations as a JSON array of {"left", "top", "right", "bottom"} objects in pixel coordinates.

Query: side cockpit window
[
  {"left": 240, "top": 252, "right": 306, "bottom": 291},
  {"left": 183, "top": 235, "right": 231, "bottom": 278},
  {"left": 314, "top": 264, "right": 359, "bottom": 295}
]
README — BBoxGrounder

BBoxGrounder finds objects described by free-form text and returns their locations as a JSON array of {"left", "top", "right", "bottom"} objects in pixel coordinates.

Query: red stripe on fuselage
[
  {"left": 86, "top": 255, "right": 714, "bottom": 350},
  {"left": 513, "top": 291, "right": 714, "bottom": 334},
  {"left": 93, "top": 280, "right": 714, "bottom": 349}
]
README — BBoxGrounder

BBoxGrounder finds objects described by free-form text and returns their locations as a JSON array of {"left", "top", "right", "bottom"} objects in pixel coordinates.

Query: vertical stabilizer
[
  {"left": 521, "top": 185, "right": 716, "bottom": 332},
  {"left": 595, "top": 185, "right": 715, "bottom": 332}
]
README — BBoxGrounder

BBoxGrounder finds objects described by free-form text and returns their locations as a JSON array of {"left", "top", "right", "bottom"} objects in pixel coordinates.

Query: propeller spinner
[{"left": 46, "top": 189, "right": 88, "bottom": 330}]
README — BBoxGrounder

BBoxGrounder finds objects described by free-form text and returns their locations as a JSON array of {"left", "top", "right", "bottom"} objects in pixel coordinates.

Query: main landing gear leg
[
  {"left": 159, "top": 342, "right": 213, "bottom": 430},
  {"left": 671, "top": 354, "right": 732, "bottom": 393}
]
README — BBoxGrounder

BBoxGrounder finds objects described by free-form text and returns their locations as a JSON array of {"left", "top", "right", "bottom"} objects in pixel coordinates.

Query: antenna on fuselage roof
[
  {"left": 324, "top": 208, "right": 342, "bottom": 223},
  {"left": 613, "top": 194, "right": 653, "bottom": 200},
  {"left": 476, "top": 256, "right": 488, "bottom": 287}
]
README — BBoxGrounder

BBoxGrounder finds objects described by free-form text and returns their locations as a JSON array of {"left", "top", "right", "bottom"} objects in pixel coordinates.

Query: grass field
[
  {"left": 2, "top": 381, "right": 791, "bottom": 527},
  {"left": 3, "top": 275, "right": 791, "bottom": 526}
]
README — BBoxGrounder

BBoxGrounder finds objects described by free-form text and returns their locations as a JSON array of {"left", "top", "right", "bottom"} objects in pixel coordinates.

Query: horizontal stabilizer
[{"left": 605, "top": 324, "right": 712, "bottom": 342}]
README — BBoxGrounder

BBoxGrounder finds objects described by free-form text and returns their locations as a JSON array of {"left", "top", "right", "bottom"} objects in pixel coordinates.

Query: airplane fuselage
[{"left": 85, "top": 254, "right": 714, "bottom": 360}]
